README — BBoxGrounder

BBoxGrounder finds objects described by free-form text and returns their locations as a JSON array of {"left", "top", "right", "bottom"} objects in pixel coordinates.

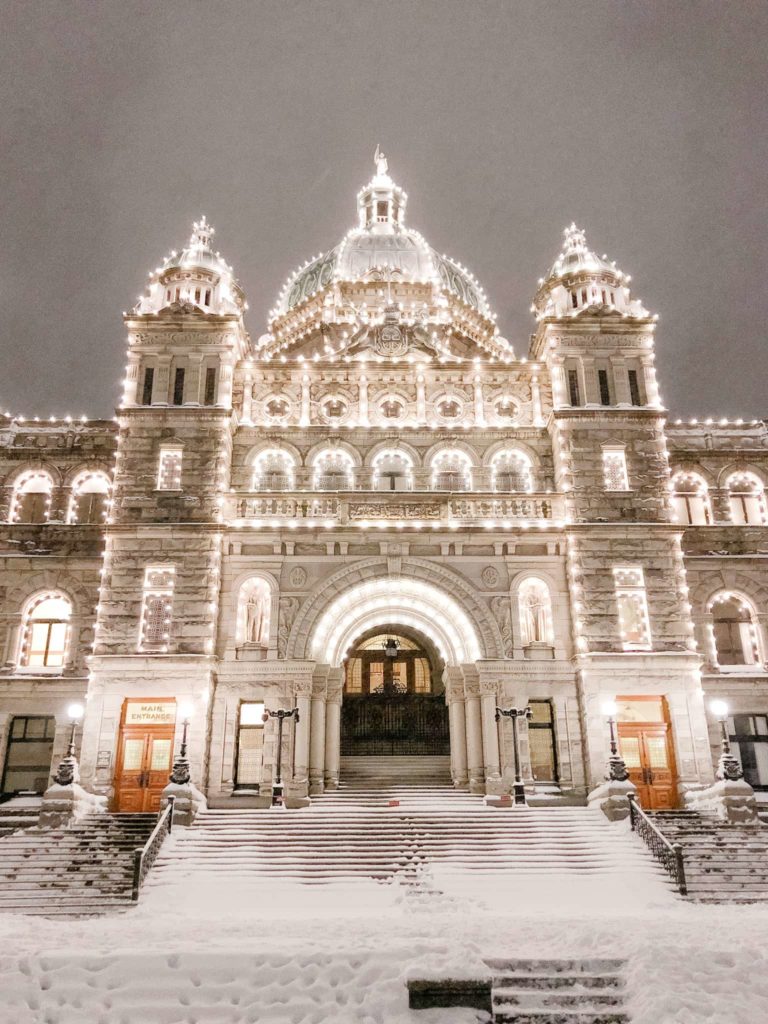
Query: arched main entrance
[{"left": 340, "top": 626, "right": 449, "bottom": 757}]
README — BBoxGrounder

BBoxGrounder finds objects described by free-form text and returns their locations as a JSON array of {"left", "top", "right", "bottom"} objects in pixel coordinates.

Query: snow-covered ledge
[
  {"left": 161, "top": 780, "right": 207, "bottom": 826},
  {"left": 684, "top": 776, "right": 759, "bottom": 824},
  {"left": 587, "top": 778, "right": 637, "bottom": 822}
]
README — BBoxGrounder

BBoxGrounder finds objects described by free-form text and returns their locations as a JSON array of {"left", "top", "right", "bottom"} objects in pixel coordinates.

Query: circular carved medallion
[
  {"left": 481, "top": 566, "right": 500, "bottom": 588},
  {"left": 289, "top": 566, "right": 307, "bottom": 588}
]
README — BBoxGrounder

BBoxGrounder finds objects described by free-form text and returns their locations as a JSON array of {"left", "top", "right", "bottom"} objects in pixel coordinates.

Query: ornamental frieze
[{"left": 348, "top": 502, "right": 441, "bottom": 521}]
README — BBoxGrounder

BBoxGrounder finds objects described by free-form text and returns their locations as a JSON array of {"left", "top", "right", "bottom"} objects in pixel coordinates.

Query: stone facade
[{"left": 2, "top": 160, "right": 767, "bottom": 811}]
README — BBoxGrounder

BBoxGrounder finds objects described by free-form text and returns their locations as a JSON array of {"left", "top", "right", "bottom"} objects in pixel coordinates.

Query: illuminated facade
[{"left": 2, "top": 153, "right": 768, "bottom": 811}]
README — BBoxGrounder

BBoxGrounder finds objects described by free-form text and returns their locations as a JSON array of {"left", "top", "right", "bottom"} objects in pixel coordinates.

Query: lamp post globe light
[
  {"left": 601, "top": 698, "right": 629, "bottom": 782},
  {"left": 494, "top": 705, "right": 532, "bottom": 805},
  {"left": 710, "top": 699, "right": 744, "bottom": 781},
  {"left": 53, "top": 702, "right": 85, "bottom": 785},
  {"left": 262, "top": 707, "right": 300, "bottom": 806},
  {"left": 169, "top": 701, "right": 195, "bottom": 785}
]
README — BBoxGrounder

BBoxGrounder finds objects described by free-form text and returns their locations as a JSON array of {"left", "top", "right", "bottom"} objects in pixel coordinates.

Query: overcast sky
[{"left": 1, "top": 1, "right": 766, "bottom": 418}]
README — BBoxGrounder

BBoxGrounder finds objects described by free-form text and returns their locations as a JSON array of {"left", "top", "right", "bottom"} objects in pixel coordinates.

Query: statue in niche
[
  {"left": 520, "top": 582, "right": 551, "bottom": 646},
  {"left": 243, "top": 585, "right": 270, "bottom": 646}
]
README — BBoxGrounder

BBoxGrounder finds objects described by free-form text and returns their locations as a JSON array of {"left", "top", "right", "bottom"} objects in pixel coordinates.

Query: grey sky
[{"left": 1, "top": 0, "right": 766, "bottom": 418}]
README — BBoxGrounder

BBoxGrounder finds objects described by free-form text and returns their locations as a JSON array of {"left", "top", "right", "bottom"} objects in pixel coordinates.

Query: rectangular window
[
  {"left": 139, "top": 565, "right": 175, "bottom": 650},
  {"left": 568, "top": 369, "right": 581, "bottom": 407},
  {"left": 730, "top": 714, "right": 768, "bottom": 791},
  {"left": 528, "top": 700, "right": 558, "bottom": 782},
  {"left": 172, "top": 368, "right": 185, "bottom": 406},
  {"left": 204, "top": 367, "right": 217, "bottom": 406},
  {"left": 598, "top": 369, "right": 611, "bottom": 406},
  {"left": 603, "top": 448, "right": 630, "bottom": 491},
  {"left": 628, "top": 369, "right": 642, "bottom": 407},
  {"left": 141, "top": 367, "right": 154, "bottom": 406},
  {"left": 613, "top": 565, "right": 652, "bottom": 651},
  {"left": 157, "top": 447, "right": 183, "bottom": 491},
  {"left": 235, "top": 702, "right": 266, "bottom": 788}
]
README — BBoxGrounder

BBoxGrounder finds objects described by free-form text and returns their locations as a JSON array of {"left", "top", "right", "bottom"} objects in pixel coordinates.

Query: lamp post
[
  {"left": 710, "top": 699, "right": 743, "bottom": 781},
  {"left": 53, "top": 703, "right": 84, "bottom": 785},
  {"left": 601, "top": 699, "right": 629, "bottom": 782},
  {"left": 495, "top": 705, "right": 532, "bottom": 805},
  {"left": 169, "top": 701, "right": 194, "bottom": 785},
  {"left": 263, "top": 707, "right": 300, "bottom": 806}
]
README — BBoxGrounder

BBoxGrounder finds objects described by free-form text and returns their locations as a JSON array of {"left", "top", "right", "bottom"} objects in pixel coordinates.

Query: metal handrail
[
  {"left": 131, "top": 795, "right": 175, "bottom": 902},
  {"left": 628, "top": 793, "right": 687, "bottom": 895}
]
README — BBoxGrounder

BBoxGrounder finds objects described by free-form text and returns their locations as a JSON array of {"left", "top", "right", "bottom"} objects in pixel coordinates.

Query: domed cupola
[
  {"left": 262, "top": 150, "right": 512, "bottom": 361},
  {"left": 532, "top": 224, "right": 650, "bottom": 321},
  {"left": 134, "top": 217, "right": 246, "bottom": 317}
]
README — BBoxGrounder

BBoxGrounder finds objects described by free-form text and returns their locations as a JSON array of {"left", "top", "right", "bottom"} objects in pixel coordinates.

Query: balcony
[{"left": 225, "top": 491, "right": 563, "bottom": 529}]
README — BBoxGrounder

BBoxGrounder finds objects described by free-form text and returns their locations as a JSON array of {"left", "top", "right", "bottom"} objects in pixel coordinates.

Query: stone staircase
[
  {"left": 0, "top": 799, "right": 40, "bottom": 838},
  {"left": 649, "top": 809, "right": 768, "bottom": 903},
  {"left": 488, "top": 958, "right": 629, "bottom": 1024},
  {"left": 148, "top": 784, "right": 666, "bottom": 899},
  {"left": 0, "top": 812, "right": 158, "bottom": 917}
]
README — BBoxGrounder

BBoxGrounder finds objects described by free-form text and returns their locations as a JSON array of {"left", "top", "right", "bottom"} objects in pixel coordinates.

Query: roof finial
[
  {"left": 374, "top": 144, "right": 388, "bottom": 178},
  {"left": 191, "top": 216, "right": 214, "bottom": 249}
]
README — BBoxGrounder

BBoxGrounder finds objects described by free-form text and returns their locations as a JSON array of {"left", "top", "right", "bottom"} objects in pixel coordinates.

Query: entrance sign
[{"left": 124, "top": 702, "right": 176, "bottom": 726}]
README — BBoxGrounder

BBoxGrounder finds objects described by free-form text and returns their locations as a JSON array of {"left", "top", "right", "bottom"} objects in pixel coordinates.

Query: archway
[{"left": 340, "top": 624, "right": 449, "bottom": 757}]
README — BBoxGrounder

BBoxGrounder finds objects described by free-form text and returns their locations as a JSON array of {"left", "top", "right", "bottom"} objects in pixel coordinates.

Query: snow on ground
[{"left": 1, "top": 863, "right": 767, "bottom": 1023}]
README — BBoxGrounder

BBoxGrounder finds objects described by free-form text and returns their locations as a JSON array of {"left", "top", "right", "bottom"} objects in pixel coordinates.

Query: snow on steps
[
  {"left": 147, "top": 785, "right": 668, "bottom": 904},
  {"left": 0, "top": 812, "right": 158, "bottom": 917},
  {"left": 488, "top": 957, "right": 629, "bottom": 1024},
  {"left": 649, "top": 809, "right": 768, "bottom": 904}
]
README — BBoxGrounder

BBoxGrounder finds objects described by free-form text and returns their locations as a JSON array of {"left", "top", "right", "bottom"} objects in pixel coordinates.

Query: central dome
[{"left": 273, "top": 151, "right": 493, "bottom": 320}]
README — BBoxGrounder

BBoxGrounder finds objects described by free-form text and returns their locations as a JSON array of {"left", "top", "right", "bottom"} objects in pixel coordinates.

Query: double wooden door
[
  {"left": 618, "top": 722, "right": 678, "bottom": 810},
  {"left": 114, "top": 726, "right": 174, "bottom": 812}
]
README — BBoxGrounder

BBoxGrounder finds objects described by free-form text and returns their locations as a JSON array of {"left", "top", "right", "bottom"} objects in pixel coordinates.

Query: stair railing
[
  {"left": 131, "top": 795, "right": 175, "bottom": 902},
  {"left": 628, "top": 793, "right": 687, "bottom": 895}
]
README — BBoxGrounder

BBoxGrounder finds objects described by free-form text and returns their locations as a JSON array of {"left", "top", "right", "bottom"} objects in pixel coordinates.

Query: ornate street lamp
[
  {"left": 169, "top": 701, "right": 194, "bottom": 785},
  {"left": 53, "top": 702, "right": 84, "bottom": 785},
  {"left": 262, "top": 707, "right": 300, "bottom": 806},
  {"left": 710, "top": 699, "right": 744, "bottom": 781},
  {"left": 601, "top": 699, "right": 629, "bottom": 782},
  {"left": 495, "top": 705, "right": 532, "bottom": 805}
]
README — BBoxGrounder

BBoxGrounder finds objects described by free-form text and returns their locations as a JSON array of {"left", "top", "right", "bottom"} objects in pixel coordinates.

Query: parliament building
[{"left": 2, "top": 153, "right": 768, "bottom": 814}]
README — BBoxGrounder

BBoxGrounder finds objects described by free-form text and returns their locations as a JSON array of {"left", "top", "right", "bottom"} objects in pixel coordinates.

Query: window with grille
[
  {"left": 603, "top": 448, "right": 630, "bottom": 491},
  {"left": 528, "top": 700, "right": 558, "bottom": 782},
  {"left": 729, "top": 714, "right": 768, "bottom": 790},
  {"left": 710, "top": 594, "right": 759, "bottom": 667},
  {"left": 21, "top": 594, "right": 72, "bottom": 668},
  {"left": 141, "top": 367, "right": 155, "bottom": 405},
  {"left": 598, "top": 369, "right": 611, "bottom": 406},
  {"left": 157, "top": 447, "right": 183, "bottom": 490},
  {"left": 568, "top": 369, "right": 581, "bottom": 406},
  {"left": 139, "top": 566, "right": 175, "bottom": 650}
]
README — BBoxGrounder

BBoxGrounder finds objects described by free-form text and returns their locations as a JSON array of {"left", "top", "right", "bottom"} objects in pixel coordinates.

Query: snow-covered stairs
[
  {"left": 0, "top": 800, "right": 39, "bottom": 838},
  {"left": 488, "top": 958, "right": 629, "bottom": 1024},
  {"left": 148, "top": 786, "right": 667, "bottom": 900},
  {"left": 0, "top": 812, "right": 158, "bottom": 917},
  {"left": 649, "top": 809, "right": 768, "bottom": 903}
]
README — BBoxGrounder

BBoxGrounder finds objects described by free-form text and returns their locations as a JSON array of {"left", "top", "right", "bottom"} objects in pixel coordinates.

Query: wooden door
[
  {"left": 114, "top": 726, "right": 174, "bottom": 812},
  {"left": 618, "top": 723, "right": 678, "bottom": 810}
]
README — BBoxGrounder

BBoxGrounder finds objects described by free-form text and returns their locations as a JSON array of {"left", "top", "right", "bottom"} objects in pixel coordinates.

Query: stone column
[
  {"left": 309, "top": 674, "right": 328, "bottom": 795},
  {"left": 463, "top": 672, "right": 484, "bottom": 794},
  {"left": 612, "top": 358, "right": 630, "bottom": 405},
  {"left": 292, "top": 680, "right": 312, "bottom": 789},
  {"left": 154, "top": 355, "right": 171, "bottom": 405},
  {"left": 185, "top": 354, "right": 204, "bottom": 405},
  {"left": 300, "top": 374, "right": 311, "bottom": 426},
  {"left": 480, "top": 680, "right": 503, "bottom": 791},
  {"left": 473, "top": 374, "right": 485, "bottom": 426},
  {"left": 123, "top": 355, "right": 141, "bottom": 406},
  {"left": 641, "top": 353, "right": 661, "bottom": 408},
  {"left": 219, "top": 361, "right": 234, "bottom": 409},
  {"left": 241, "top": 369, "right": 254, "bottom": 423},
  {"left": 445, "top": 668, "right": 468, "bottom": 788},
  {"left": 531, "top": 374, "right": 544, "bottom": 425},
  {"left": 324, "top": 672, "right": 343, "bottom": 789},
  {"left": 416, "top": 372, "right": 427, "bottom": 423},
  {"left": 358, "top": 374, "right": 369, "bottom": 426}
]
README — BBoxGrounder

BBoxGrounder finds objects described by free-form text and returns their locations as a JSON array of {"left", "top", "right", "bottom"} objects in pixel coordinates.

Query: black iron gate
[{"left": 341, "top": 693, "right": 450, "bottom": 756}]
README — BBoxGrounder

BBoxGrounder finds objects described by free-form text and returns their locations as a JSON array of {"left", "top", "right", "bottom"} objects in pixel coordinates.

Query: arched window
[
  {"left": 431, "top": 450, "right": 472, "bottom": 492},
  {"left": 252, "top": 449, "right": 295, "bottom": 491},
  {"left": 726, "top": 473, "right": 767, "bottom": 526},
  {"left": 237, "top": 578, "right": 271, "bottom": 647},
  {"left": 671, "top": 472, "right": 711, "bottom": 525},
  {"left": 709, "top": 592, "right": 761, "bottom": 668},
  {"left": 9, "top": 471, "right": 53, "bottom": 524},
  {"left": 68, "top": 471, "right": 111, "bottom": 524},
  {"left": 491, "top": 450, "right": 533, "bottom": 493},
  {"left": 312, "top": 450, "right": 354, "bottom": 490},
  {"left": 371, "top": 450, "right": 413, "bottom": 492},
  {"left": 518, "top": 578, "right": 554, "bottom": 646},
  {"left": 20, "top": 592, "right": 72, "bottom": 668}
]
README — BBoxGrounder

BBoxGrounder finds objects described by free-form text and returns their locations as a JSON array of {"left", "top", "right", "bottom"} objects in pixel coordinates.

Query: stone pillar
[
  {"left": 241, "top": 369, "right": 254, "bottom": 423},
  {"left": 480, "top": 680, "right": 503, "bottom": 792},
  {"left": 358, "top": 374, "right": 369, "bottom": 426},
  {"left": 185, "top": 353, "right": 204, "bottom": 405},
  {"left": 416, "top": 372, "right": 427, "bottom": 423},
  {"left": 300, "top": 374, "right": 311, "bottom": 426},
  {"left": 473, "top": 374, "right": 485, "bottom": 426},
  {"left": 123, "top": 354, "right": 141, "bottom": 406},
  {"left": 219, "top": 361, "right": 234, "bottom": 409},
  {"left": 324, "top": 673, "right": 343, "bottom": 789},
  {"left": 445, "top": 669, "right": 468, "bottom": 788},
  {"left": 463, "top": 673, "right": 484, "bottom": 794},
  {"left": 612, "top": 358, "right": 630, "bottom": 405},
  {"left": 154, "top": 355, "right": 171, "bottom": 405},
  {"left": 531, "top": 374, "right": 544, "bottom": 425},
  {"left": 292, "top": 682, "right": 312, "bottom": 788},
  {"left": 309, "top": 675, "right": 327, "bottom": 795},
  {"left": 641, "top": 353, "right": 661, "bottom": 408}
]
